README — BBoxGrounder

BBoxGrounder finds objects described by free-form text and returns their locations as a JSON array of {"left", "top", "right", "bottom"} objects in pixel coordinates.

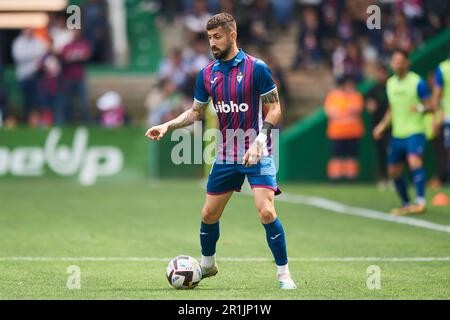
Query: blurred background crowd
[
  {"left": 0, "top": 0, "right": 449, "bottom": 186},
  {"left": 0, "top": 0, "right": 448, "bottom": 129}
]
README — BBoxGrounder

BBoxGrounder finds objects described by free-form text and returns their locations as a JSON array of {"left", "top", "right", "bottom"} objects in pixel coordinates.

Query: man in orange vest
[{"left": 325, "top": 75, "right": 365, "bottom": 180}]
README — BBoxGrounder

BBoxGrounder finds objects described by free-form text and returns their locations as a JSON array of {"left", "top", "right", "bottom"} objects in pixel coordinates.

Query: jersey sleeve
[
  {"left": 434, "top": 67, "right": 444, "bottom": 88},
  {"left": 417, "top": 79, "right": 431, "bottom": 100},
  {"left": 255, "top": 60, "right": 277, "bottom": 96},
  {"left": 194, "top": 69, "right": 210, "bottom": 103}
]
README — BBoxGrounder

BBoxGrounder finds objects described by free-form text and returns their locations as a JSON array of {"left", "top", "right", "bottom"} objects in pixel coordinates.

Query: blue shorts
[
  {"left": 331, "top": 139, "right": 359, "bottom": 158},
  {"left": 443, "top": 123, "right": 450, "bottom": 149},
  {"left": 207, "top": 156, "right": 281, "bottom": 195},
  {"left": 387, "top": 133, "right": 426, "bottom": 165}
]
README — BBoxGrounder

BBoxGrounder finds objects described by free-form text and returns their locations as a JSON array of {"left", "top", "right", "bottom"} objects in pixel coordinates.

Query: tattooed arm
[
  {"left": 165, "top": 100, "right": 208, "bottom": 130},
  {"left": 243, "top": 88, "right": 282, "bottom": 167},
  {"left": 260, "top": 88, "right": 282, "bottom": 128},
  {"left": 145, "top": 100, "right": 208, "bottom": 140}
]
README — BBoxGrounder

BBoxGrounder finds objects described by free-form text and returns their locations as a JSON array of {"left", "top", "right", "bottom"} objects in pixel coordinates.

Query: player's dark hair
[
  {"left": 206, "top": 13, "right": 237, "bottom": 32},
  {"left": 391, "top": 48, "right": 409, "bottom": 59}
]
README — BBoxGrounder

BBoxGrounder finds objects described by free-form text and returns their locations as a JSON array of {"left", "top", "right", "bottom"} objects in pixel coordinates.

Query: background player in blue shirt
[{"left": 145, "top": 13, "right": 296, "bottom": 290}]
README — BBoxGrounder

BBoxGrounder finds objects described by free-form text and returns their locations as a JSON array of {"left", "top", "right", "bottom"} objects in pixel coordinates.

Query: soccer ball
[{"left": 166, "top": 255, "right": 202, "bottom": 289}]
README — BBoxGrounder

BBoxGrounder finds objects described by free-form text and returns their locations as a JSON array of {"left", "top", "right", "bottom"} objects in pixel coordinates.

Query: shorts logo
[{"left": 214, "top": 101, "right": 249, "bottom": 113}]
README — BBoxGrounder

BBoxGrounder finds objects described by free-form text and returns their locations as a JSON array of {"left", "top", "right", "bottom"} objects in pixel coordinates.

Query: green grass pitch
[{"left": 0, "top": 179, "right": 449, "bottom": 299}]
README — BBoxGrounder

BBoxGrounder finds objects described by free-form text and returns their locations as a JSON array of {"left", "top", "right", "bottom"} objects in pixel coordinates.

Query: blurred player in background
[
  {"left": 145, "top": 13, "right": 296, "bottom": 289},
  {"left": 373, "top": 49, "right": 434, "bottom": 215},
  {"left": 432, "top": 50, "right": 450, "bottom": 185}
]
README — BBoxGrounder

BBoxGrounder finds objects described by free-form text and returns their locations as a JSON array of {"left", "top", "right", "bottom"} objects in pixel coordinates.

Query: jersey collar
[
  {"left": 394, "top": 71, "right": 411, "bottom": 82},
  {"left": 213, "top": 48, "right": 245, "bottom": 73}
]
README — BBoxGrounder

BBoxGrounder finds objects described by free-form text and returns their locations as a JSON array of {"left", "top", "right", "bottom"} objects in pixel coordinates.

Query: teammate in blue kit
[{"left": 145, "top": 13, "right": 296, "bottom": 289}]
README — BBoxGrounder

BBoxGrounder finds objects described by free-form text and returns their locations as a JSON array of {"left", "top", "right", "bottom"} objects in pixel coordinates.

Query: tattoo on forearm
[
  {"left": 261, "top": 90, "right": 279, "bottom": 104},
  {"left": 168, "top": 101, "right": 207, "bottom": 130},
  {"left": 193, "top": 100, "right": 208, "bottom": 112},
  {"left": 168, "top": 110, "right": 195, "bottom": 129}
]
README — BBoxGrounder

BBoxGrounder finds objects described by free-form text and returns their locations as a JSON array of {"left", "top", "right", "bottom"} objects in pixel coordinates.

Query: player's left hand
[
  {"left": 242, "top": 141, "right": 263, "bottom": 167},
  {"left": 410, "top": 104, "right": 425, "bottom": 113}
]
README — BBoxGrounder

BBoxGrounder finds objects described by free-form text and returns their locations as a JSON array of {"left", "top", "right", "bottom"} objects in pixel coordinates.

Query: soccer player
[
  {"left": 432, "top": 52, "right": 450, "bottom": 184},
  {"left": 145, "top": 13, "right": 297, "bottom": 289},
  {"left": 373, "top": 49, "right": 433, "bottom": 215}
]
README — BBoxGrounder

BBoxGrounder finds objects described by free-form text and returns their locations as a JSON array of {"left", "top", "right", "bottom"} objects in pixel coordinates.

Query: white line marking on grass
[
  {"left": 248, "top": 192, "right": 450, "bottom": 234},
  {"left": 0, "top": 257, "right": 449, "bottom": 262}
]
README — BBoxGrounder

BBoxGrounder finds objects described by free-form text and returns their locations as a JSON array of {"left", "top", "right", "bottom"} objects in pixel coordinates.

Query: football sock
[
  {"left": 200, "top": 221, "right": 220, "bottom": 260},
  {"left": 393, "top": 176, "right": 410, "bottom": 206},
  {"left": 263, "top": 218, "right": 288, "bottom": 266},
  {"left": 201, "top": 254, "right": 215, "bottom": 268},
  {"left": 411, "top": 168, "right": 426, "bottom": 204},
  {"left": 277, "top": 263, "right": 290, "bottom": 276}
]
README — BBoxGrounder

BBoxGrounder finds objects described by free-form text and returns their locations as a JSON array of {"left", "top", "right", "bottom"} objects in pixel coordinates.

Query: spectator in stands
[
  {"left": 336, "top": 11, "right": 355, "bottom": 43},
  {"left": 292, "top": 7, "right": 322, "bottom": 70},
  {"left": 271, "top": 0, "right": 295, "bottom": 30},
  {"left": 60, "top": 29, "right": 92, "bottom": 125},
  {"left": 395, "top": 0, "right": 424, "bottom": 25},
  {"left": 82, "top": 0, "right": 112, "bottom": 63},
  {"left": 184, "top": 35, "right": 212, "bottom": 97},
  {"left": 366, "top": 64, "right": 390, "bottom": 189},
  {"left": 97, "top": 91, "right": 127, "bottom": 128},
  {"left": 383, "top": 12, "right": 420, "bottom": 56},
  {"left": 49, "top": 14, "right": 73, "bottom": 55},
  {"left": 331, "top": 40, "right": 346, "bottom": 79},
  {"left": 11, "top": 28, "right": 47, "bottom": 126},
  {"left": 247, "top": 0, "right": 274, "bottom": 50},
  {"left": 39, "top": 52, "right": 64, "bottom": 127},
  {"left": 342, "top": 42, "right": 364, "bottom": 82},
  {"left": 325, "top": 75, "right": 365, "bottom": 181},
  {"left": 158, "top": 48, "right": 189, "bottom": 94},
  {"left": 145, "top": 78, "right": 184, "bottom": 127},
  {"left": 184, "top": 0, "right": 213, "bottom": 43},
  {"left": 261, "top": 51, "right": 291, "bottom": 115},
  {"left": 319, "top": 0, "right": 340, "bottom": 62},
  {"left": 182, "top": 0, "right": 219, "bottom": 13},
  {"left": 218, "top": 0, "right": 235, "bottom": 15},
  {"left": 218, "top": 0, "right": 251, "bottom": 44}
]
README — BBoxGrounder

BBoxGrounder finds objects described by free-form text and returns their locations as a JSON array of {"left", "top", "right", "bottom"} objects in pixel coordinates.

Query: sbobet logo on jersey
[{"left": 214, "top": 101, "right": 249, "bottom": 113}]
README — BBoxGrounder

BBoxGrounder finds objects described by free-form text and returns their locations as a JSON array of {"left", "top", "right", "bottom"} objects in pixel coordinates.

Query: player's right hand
[
  {"left": 372, "top": 124, "right": 384, "bottom": 140},
  {"left": 145, "top": 124, "right": 168, "bottom": 141}
]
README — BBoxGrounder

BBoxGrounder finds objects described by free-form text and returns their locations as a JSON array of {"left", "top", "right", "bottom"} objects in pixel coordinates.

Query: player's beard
[{"left": 212, "top": 42, "right": 232, "bottom": 60}]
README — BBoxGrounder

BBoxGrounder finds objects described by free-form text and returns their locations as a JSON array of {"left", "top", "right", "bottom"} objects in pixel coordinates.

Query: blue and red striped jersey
[{"left": 194, "top": 49, "right": 277, "bottom": 163}]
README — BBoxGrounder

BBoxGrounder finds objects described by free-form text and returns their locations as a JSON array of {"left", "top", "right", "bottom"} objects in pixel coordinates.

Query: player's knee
[
  {"left": 257, "top": 205, "right": 276, "bottom": 224},
  {"left": 388, "top": 165, "right": 402, "bottom": 178},
  {"left": 407, "top": 155, "right": 422, "bottom": 169},
  {"left": 201, "top": 206, "right": 220, "bottom": 224}
]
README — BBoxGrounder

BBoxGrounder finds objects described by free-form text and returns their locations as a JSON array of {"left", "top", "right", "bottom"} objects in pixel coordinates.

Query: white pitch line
[
  {"left": 0, "top": 257, "right": 449, "bottom": 262},
  {"left": 260, "top": 192, "right": 450, "bottom": 234}
]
